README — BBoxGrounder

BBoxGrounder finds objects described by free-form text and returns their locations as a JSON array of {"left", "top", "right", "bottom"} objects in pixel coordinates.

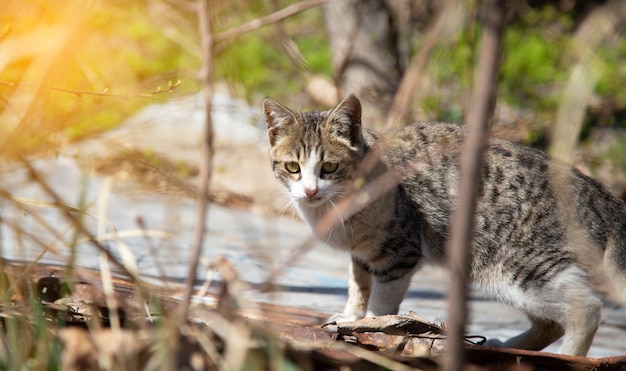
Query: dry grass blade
[
  {"left": 0, "top": 188, "right": 86, "bottom": 265},
  {"left": 96, "top": 177, "right": 124, "bottom": 334},
  {"left": 323, "top": 341, "right": 419, "bottom": 371},
  {"left": 17, "top": 158, "right": 147, "bottom": 294}
]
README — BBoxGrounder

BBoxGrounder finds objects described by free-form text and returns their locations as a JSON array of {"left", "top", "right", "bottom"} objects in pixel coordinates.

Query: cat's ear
[
  {"left": 326, "top": 94, "right": 362, "bottom": 145},
  {"left": 263, "top": 98, "right": 297, "bottom": 145},
  {"left": 328, "top": 94, "right": 361, "bottom": 126},
  {"left": 263, "top": 98, "right": 296, "bottom": 129}
]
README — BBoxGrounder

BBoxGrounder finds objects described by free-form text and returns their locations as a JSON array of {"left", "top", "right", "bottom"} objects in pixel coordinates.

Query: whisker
[
  {"left": 278, "top": 200, "right": 292, "bottom": 217},
  {"left": 290, "top": 200, "right": 300, "bottom": 219},
  {"left": 329, "top": 198, "right": 353, "bottom": 240},
  {"left": 273, "top": 191, "right": 296, "bottom": 218}
]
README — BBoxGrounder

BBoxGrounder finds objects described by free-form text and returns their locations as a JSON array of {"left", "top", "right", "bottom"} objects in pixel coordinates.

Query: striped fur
[{"left": 263, "top": 94, "right": 626, "bottom": 356}]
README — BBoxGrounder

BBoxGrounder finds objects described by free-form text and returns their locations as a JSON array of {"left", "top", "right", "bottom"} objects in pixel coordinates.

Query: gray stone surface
[{"left": 0, "top": 92, "right": 624, "bottom": 358}]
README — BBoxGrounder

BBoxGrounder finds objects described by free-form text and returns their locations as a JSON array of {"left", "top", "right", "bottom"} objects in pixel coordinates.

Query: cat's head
[{"left": 263, "top": 94, "right": 364, "bottom": 209}]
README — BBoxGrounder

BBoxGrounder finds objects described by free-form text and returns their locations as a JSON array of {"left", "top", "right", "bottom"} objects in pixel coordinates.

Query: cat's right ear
[
  {"left": 327, "top": 94, "right": 363, "bottom": 147},
  {"left": 263, "top": 98, "right": 296, "bottom": 145}
]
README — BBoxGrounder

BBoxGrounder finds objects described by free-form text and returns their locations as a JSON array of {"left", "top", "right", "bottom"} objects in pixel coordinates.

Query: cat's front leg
[
  {"left": 329, "top": 258, "right": 371, "bottom": 322},
  {"left": 367, "top": 274, "right": 413, "bottom": 316}
]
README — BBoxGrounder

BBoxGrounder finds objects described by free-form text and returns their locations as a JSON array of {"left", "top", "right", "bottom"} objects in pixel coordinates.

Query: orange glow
[{"left": 0, "top": 0, "right": 194, "bottom": 156}]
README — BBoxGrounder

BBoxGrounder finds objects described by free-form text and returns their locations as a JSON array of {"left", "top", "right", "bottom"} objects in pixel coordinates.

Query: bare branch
[
  {"left": 179, "top": 0, "right": 214, "bottom": 325},
  {"left": 445, "top": 1, "right": 506, "bottom": 370},
  {"left": 213, "top": 0, "right": 328, "bottom": 44},
  {"left": 0, "top": 80, "right": 181, "bottom": 99}
]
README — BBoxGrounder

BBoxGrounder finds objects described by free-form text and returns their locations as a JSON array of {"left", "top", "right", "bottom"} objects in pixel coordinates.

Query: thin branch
[
  {"left": 267, "top": 0, "right": 314, "bottom": 75},
  {"left": 179, "top": 0, "right": 214, "bottom": 324},
  {"left": 213, "top": 0, "right": 328, "bottom": 44},
  {"left": 0, "top": 80, "right": 181, "bottom": 99},
  {"left": 444, "top": 1, "right": 505, "bottom": 370}
]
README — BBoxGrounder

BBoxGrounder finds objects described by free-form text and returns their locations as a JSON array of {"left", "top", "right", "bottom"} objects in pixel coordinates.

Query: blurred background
[
  {"left": 1, "top": 0, "right": 625, "bottom": 197},
  {"left": 1, "top": 0, "right": 626, "bottom": 365}
]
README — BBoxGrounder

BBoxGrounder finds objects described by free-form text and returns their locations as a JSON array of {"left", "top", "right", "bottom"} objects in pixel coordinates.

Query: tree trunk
[{"left": 321, "top": 0, "right": 401, "bottom": 127}]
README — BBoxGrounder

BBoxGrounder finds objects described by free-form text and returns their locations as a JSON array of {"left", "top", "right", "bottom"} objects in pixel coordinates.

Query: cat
[{"left": 262, "top": 94, "right": 626, "bottom": 356}]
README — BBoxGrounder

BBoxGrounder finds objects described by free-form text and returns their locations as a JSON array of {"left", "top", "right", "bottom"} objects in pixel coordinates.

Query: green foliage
[
  {"left": 216, "top": 6, "right": 331, "bottom": 101},
  {"left": 422, "top": 94, "right": 463, "bottom": 124},
  {"left": 500, "top": 30, "right": 566, "bottom": 109},
  {"left": 0, "top": 0, "right": 200, "bottom": 155},
  {"left": 430, "top": 30, "right": 474, "bottom": 90},
  {"left": 217, "top": 35, "right": 289, "bottom": 97},
  {"left": 594, "top": 137, "right": 626, "bottom": 178},
  {"left": 594, "top": 43, "right": 626, "bottom": 110},
  {"left": 605, "top": 139, "right": 626, "bottom": 168},
  {"left": 421, "top": 3, "right": 626, "bottom": 144},
  {"left": 1, "top": 0, "right": 332, "bottom": 156},
  {"left": 1, "top": 0, "right": 624, "bottom": 157}
]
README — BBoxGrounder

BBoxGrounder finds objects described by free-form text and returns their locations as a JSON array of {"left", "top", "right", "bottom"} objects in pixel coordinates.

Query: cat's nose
[{"left": 304, "top": 188, "right": 318, "bottom": 198}]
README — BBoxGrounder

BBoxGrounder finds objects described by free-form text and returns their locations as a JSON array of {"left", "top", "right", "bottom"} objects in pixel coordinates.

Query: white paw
[
  {"left": 323, "top": 313, "right": 364, "bottom": 334},
  {"left": 326, "top": 312, "right": 362, "bottom": 324}
]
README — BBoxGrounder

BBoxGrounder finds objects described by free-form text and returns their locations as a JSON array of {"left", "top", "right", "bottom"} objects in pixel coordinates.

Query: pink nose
[{"left": 304, "top": 188, "right": 317, "bottom": 198}]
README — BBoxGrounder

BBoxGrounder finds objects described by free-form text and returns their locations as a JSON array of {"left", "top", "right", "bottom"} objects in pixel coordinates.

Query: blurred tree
[
  {"left": 321, "top": 0, "right": 402, "bottom": 126},
  {"left": 319, "top": 0, "right": 625, "bottom": 131}
]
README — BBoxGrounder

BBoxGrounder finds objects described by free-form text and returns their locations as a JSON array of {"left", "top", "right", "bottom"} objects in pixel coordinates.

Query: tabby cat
[{"left": 262, "top": 94, "right": 626, "bottom": 356}]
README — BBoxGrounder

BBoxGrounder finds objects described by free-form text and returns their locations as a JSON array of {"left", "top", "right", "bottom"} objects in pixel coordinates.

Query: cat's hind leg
[
  {"left": 485, "top": 317, "right": 563, "bottom": 351},
  {"left": 537, "top": 267, "right": 601, "bottom": 356},
  {"left": 492, "top": 266, "right": 601, "bottom": 356},
  {"left": 556, "top": 294, "right": 601, "bottom": 356}
]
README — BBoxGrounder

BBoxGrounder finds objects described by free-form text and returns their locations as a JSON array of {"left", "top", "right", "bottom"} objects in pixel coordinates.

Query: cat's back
[
  {"left": 372, "top": 121, "right": 546, "bottom": 175},
  {"left": 366, "top": 122, "right": 464, "bottom": 166},
  {"left": 365, "top": 121, "right": 626, "bottom": 269}
]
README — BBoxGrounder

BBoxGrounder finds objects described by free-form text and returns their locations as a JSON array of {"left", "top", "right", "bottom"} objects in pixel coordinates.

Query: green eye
[
  {"left": 285, "top": 162, "right": 300, "bottom": 173},
  {"left": 321, "top": 162, "right": 338, "bottom": 174}
]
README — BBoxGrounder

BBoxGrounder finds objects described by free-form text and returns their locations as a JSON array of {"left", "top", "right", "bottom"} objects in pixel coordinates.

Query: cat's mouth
[{"left": 299, "top": 196, "right": 328, "bottom": 207}]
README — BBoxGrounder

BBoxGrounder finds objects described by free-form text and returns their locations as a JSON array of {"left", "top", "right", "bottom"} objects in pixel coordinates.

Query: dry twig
[
  {"left": 179, "top": 0, "right": 215, "bottom": 325},
  {"left": 444, "top": 1, "right": 505, "bottom": 370},
  {"left": 213, "top": 0, "right": 328, "bottom": 44}
]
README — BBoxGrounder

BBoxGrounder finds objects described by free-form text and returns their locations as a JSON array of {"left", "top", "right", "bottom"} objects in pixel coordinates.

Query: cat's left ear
[
  {"left": 263, "top": 98, "right": 297, "bottom": 145},
  {"left": 327, "top": 94, "right": 362, "bottom": 144}
]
